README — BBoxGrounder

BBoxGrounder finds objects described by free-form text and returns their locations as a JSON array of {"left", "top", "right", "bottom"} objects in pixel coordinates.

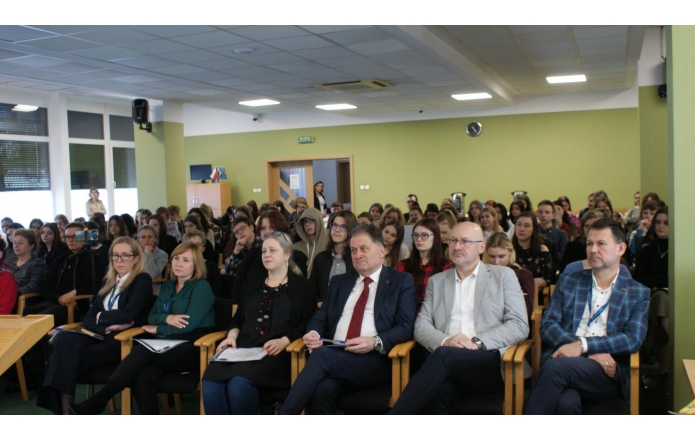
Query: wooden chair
[
  {"left": 152, "top": 263, "right": 171, "bottom": 285},
  {"left": 288, "top": 341, "right": 408, "bottom": 414},
  {"left": 527, "top": 292, "right": 640, "bottom": 415}
]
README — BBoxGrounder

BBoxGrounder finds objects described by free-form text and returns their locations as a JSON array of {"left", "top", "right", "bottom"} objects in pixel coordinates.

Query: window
[
  {"left": 113, "top": 147, "right": 136, "bottom": 188},
  {"left": 0, "top": 140, "right": 50, "bottom": 191},
  {"left": 109, "top": 115, "right": 135, "bottom": 142},
  {"left": 69, "top": 144, "right": 105, "bottom": 189},
  {"left": 0, "top": 103, "right": 48, "bottom": 136},
  {"left": 68, "top": 110, "right": 104, "bottom": 139}
]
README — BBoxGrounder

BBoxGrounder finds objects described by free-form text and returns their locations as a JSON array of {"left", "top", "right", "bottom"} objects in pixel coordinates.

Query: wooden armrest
[
  {"left": 389, "top": 342, "right": 409, "bottom": 406},
  {"left": 66, "top": 295, "right": 93, "bottom": 324},
  {"left": 396, "top": 340, "right": 416, "bottom": 358},
  {"left": 194, "top": 331, "right": 227, "bottom": 348},
  {"left": 152, "top": 278, "right": 166, "bottom": 284},
  {"left": 285, "top": 338, "right": 305, "bottom": 353},
  {"left": 630, "top": 351, "right": 640, "bottom": 369},
  {"left": 513, "top": 340, "right": 533, "bottom": 364},
  {"left": 71, "top": 294, "right": 93, "bottom": 302},
  {"left": 17, "top": 292, "right": 40, "bottom": 316},
  {"left": 114, "top": 327, "right": 146, "bottom": 342}
]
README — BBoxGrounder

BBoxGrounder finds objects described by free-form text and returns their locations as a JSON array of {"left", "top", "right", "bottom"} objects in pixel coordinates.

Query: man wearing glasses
[
  {"left": 24, "top": 223, "right": 106, "bottom": 325},
  {"left": 389, "top": 221, "right": 528, "bottom": 414},
  {"left": 404, "top": 194, "right": 418, "bottom": 222}
]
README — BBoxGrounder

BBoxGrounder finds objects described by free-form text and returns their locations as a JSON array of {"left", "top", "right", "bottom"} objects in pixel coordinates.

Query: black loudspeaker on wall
[{"left": 132, "top": 98, "right": 152, "bottom": 132}]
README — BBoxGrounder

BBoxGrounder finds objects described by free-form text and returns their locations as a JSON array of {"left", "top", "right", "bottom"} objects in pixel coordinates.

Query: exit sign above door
[{"left": 297, "top": 136, "right": 314, "bottom": 144}]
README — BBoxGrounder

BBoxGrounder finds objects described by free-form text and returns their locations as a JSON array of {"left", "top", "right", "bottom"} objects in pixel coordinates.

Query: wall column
[{"left": 666, "top": 25, "right": 695, "bottom": 409}]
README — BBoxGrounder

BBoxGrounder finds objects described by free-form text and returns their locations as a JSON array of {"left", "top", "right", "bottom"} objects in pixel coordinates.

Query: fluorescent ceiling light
[
  {"left": 12, "top": 104, "right": 39, "bottom": 112},
  {"left": 546, "top": 75, "right": 587, "bottom": 84},
  {"left": 451, "top": 93, "right": 492, "bottom": 101},
  {"left": 239, "top": 99, "right": 280, "bottom": 107},
  {"left": 316, "top": 104, "right": 356, "bottom": 110}
]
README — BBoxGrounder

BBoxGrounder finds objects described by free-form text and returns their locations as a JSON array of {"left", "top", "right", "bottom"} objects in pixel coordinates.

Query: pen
[
  {"left": 158, "top": 346, "right": 170, "bottom": 353},
  {"left": 319, "top": 338, "right": 346, "bottom": 345}
]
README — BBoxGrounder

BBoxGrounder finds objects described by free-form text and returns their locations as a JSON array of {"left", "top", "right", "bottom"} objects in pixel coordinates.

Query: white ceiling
[{"left": 0, "top": 25, "right": 651, "bottom": 117}]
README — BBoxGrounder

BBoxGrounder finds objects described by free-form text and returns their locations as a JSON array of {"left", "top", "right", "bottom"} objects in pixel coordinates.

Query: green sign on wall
[{"left": 297, "top": 136, "right": 314, "bottom": 144}]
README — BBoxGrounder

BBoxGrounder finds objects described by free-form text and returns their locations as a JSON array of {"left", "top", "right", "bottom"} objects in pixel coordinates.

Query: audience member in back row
[
  {"left": 182, "top": 214, "right": 215, "bottom": 262},
  {"left": 628, "top": 201, "right": 662, "bottom": 256},
  {"left": 107, "top": 215, "right": 128, "bottom": 244},
  {"left": 37, "top": 223, "right": 70, "bottom": 268},
  {"left": 224, "top": 217, "right": 259, "bottom": 277},
  {"left": 313, "top": 181, "right": 327, "bottom": 215},
  {"left": 493, "top": 203, "right": 514, "bottom": 239},
  {"left": 357, "top": 212, "right": 373, "bottom": 225},
  {"left": 578, "top": 192, "right": 596, "bottom": 220},
  {"left": 480, "top": 206, "right": 504, "bottom": 241},
  {"left": 295, "top": 208, "right": 328, "bottom": 278},
  {"left": 467, "top": 200, "right": 482, "bottom": 225},
  {"left": 1, "top": 216, "right": 12, "bottom": 241},
  {"left": 378, "top": 205, "right": 405, "bottom": 229},
  {"left": 382, "top": 220, "right": 409, "bottom": 268},
  {"left": 37, "top": 237, "right": 152, "bottom": 414},
  {"left": 120, "top": 213, "right": 138, "bottom": 238},
  {"left": 557, "top": 196, "right": 580, "bottom": 230},
  {"left": 424, "top": 203, "right": 439, "bottom": 220},
  {"left": 2, "top": 222, "right": 23, "bottom": 265},
  {"left": 513, "top": 211, "right": 554, "bottom": 290},
  {"left": 436, "top": 211, "right": 456, "bottom": 258},
  {"left": 310, "top": 210, "right": 358, "bottom": 307},
  {"left": 233, "top": 210, "right": 308, "bottom": 305},
  {"left": 536, "top": 200, "right": 568, "bottom": 265},
  {"left": 369, "top": 202, "right": 384, "bottom": 225},
  {"left": 553, "top": 200, "right": 575, "bottom": 240},
  {"left": 4, "top": 229, "right": 46, "bottom": 297},
  {"left": 509, "top": 200, "right": 524, "bottom": 225},
  {"left": 147, "top": 214, "right": 177, "bottom": 257},
  {"left": 634, "top": 206, "right": 669, "bottom": 380},
  {"left": 183, "top": 230, "right": 222, "bottom": 297},
  {"left": 138, "top": 225, "right": 168, "bottom": 280},
  {"left": 29, "top": 218, "right": 44, "bottom": 238},
  {"left": 54, "top": 215, "right": 69, "bottom": 241},
  {"left": 560, "top": 210, "right": 606, "bottom": 274},
  {"left": 188, "top": 207, "right": 215, "bottom": 247},
  {"left": 484, "top": 232, "right": 535, "bottom": 322},
  {"left": 25, "top": 222, "right": 106, "bottom": 326},
  {"left": 397, "top": 218, "right": 452, "bottom": 312}
]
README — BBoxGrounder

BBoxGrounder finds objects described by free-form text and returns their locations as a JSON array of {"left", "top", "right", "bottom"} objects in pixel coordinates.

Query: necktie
[{"left": 346, "top": 277, "right": 372, "bottom": 340}]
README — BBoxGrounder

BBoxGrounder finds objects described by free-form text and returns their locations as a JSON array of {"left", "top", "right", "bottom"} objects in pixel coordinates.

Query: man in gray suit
[{"left": 389, "top": 222, "right": 529, "bottom": 414}]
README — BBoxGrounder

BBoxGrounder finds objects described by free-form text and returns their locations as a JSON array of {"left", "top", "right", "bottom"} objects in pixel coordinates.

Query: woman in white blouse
[{"left": 85, "top": 187, "right": 107, "bottom": 217}]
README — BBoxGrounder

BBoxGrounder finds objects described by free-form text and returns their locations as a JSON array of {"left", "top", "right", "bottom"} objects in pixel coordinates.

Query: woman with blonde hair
[
  {"left": 38, "top": 237, "right": 152, "bottom": 414},
  {"left": 70, "top": 242, "right": 214, "bottom": 414},
  {"left": 378, "top": 206, "right": 406, "bottom": 230},
  {"left": 86, "top": 187, "right": 106, "bottom": 217},
  {"left": 480, "top": 206, "right": 503, "bottom": 240},
  {"left": 484, "top": 232, "right": 534, "bottom": 322}
]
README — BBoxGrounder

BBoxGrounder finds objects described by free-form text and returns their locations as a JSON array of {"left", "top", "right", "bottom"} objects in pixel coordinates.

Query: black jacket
[
  {"left": 82, "top": 272, "right": 154, "bottom": 336},
  {"left": 309, "top": 248, "right": 355, "bottom": 302},
  {"left": 41, "top": 247, "right": 107, "bottom": 302}
]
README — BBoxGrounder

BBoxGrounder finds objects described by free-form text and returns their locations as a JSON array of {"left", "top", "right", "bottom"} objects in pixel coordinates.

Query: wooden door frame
[{"left": 265, "top": 155, "right": 354, "bottom": 212}]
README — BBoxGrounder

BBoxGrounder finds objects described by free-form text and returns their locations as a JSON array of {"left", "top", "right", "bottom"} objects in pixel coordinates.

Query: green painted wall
[
  {"left": 639, "top": 86, "right": 669, "bottom": 202},
  {"left": 134, "top": 122, "right": 167, "bottom": 210},
  {"left": 667, "top": 25, "right": 695, "bottom": 410},
  {"left": 182, "top": 108, "right": 639, "bottom": 213},
  {"left": 163, "top": 122, "right": 186, "bottom": 209}
]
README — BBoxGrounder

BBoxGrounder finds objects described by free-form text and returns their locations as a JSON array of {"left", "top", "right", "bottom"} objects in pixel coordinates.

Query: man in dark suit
[
  {"left": 525, "top": 218, "right": 649, "bottom": 414},
  {"left": 279, "top": 223, "right": 416, "bottom": 414}
]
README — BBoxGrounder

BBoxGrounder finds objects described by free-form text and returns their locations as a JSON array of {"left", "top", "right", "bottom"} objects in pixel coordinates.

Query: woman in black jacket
[
  {"left": 37, "top": 237, "right": 153, "bottom": 414},
  {"left": 310, "top": 210, "right": 357, "bottom": 306},
  {"left": 313, "top": 181, "right": 327, "bottom": 215},
  {"left": 202, "top": 232, "right": 316, "bottom": 414}
]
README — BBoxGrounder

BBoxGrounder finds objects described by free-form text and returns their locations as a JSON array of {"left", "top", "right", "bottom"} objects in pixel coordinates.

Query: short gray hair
[{"left": 138, "top": 224, "right": 158, "bottom": 244}]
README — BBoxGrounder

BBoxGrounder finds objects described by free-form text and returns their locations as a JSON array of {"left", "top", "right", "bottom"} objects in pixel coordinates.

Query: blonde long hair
[
  {"left": 483, "top": 232, "right": 520, "bottom": 268},
  {"left": 98, "top": 237, "right": 146, "bottom": 296},
  {"left": 481, "top": 206, "right": 503, "bottom": 233}
]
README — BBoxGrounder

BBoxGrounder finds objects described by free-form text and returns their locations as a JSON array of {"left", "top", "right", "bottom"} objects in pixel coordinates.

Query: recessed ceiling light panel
[
  {"left": 239, "top": 99, "right": 280, "bottom": 107},
  {"left": 12, "top": 105, "right": 39, "bottom": 112},
  {"left": 546, "top": 75, "right": 587, "bottom": 84},
  {"left": 451, "top": 93, "right": 492, "bottom": 101},
  {"left": 316, "top": 104, "right": 357, "bottom": 110},
  {"left": 233, "top": 48, "right": 255, "bottom": 55}
]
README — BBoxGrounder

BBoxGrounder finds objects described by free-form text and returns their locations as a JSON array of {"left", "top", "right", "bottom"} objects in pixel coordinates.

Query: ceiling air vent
[{"left": 316, "top": 78, "right": 392, "bottom": 93}]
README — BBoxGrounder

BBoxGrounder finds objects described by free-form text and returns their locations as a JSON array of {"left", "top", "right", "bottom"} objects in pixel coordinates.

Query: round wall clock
[{"left": 466, "top": 121, "right": 482, "bottom": 137}]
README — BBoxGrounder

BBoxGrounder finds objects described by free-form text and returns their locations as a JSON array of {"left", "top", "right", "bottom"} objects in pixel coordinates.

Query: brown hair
[{"left": 169, "top": 242, "right": 207, "bottom": 281}]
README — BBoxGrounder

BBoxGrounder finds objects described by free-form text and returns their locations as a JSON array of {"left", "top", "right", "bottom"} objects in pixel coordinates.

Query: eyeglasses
[
  {"left": 262, "top": 231, "right": 288, "bottom": 241},
  {"left": 331, "top": 223, "right": 347, "bottom": 231},
  {"left": 412, "top": 233, "right": 434, "bottom": 241},
  {"left": 448, "top": 238, "right": 483, "bottom": 247},
  {"left": 302, "top": 218, "right": 316, "bottom": 224},
  {"left": 232, "top": 225, "right": 248, "bottom": 236},
  {"left": 111, "top": 253, "right": 133, "bottom": 261},
  {"left": 65, "top": 235, "right": 76, "bottom": 241}
]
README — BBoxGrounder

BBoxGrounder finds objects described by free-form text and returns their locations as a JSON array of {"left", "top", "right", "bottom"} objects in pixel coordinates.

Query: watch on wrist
[
  {"left": 374, "top": 336, "right": 384, "bottom": 353},
  {"left": 471, "top": 337, "right": 486, "bottom": 351}
]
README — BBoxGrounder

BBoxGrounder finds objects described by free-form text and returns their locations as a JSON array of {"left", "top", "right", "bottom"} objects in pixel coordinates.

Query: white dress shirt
[
  {"left": 576, "top": 271, "right": 619, "bottom": 352},
  {"left": 97, "top": 272, "right": 130, "bottom": 323},
  {"left": 333, "top": 267, "right": 382, "bottom": 341},
  {"left": 445, "top": 262, "right": 480, "bottom": 343}
]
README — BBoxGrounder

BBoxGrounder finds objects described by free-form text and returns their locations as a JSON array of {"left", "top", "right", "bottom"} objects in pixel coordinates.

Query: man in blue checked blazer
[{"left": 526, "top": 218, "right": 649, "bottom": 414}]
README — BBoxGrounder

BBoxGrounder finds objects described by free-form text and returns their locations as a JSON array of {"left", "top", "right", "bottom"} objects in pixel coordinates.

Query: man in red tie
[{"left": 279, "top": 223, "right": 416, "bottom": 414}]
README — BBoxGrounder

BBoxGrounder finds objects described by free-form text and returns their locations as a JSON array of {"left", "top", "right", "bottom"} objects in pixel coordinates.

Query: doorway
[{"left": 266, "top": 155, "right": 353, "bottom": 214}]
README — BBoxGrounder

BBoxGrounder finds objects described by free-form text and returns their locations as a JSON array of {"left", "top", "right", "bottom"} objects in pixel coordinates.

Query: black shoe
[{"left": 68, "top": 398, "right": 106, "bottom": 415}]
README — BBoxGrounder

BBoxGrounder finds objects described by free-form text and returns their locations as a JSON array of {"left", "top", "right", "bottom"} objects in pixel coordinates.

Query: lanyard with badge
[
  {"left": 162, "top": 286, "right": 177, "bottom": 313},
  {"left": 106, "top": 283, "right": 121, "bottom": 311},
  {"left": 587, "top": 289, "right": 609, "bottom": 328}
]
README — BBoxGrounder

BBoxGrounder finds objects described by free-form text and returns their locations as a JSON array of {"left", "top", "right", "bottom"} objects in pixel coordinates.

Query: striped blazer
[{"left": 540, "top": 266, "right": 649, "bottom": 401}]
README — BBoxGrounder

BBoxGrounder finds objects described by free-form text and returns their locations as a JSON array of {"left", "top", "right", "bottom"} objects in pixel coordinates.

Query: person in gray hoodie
[{"left": 295, "top": 208, "right": 328, "bottom": 277}]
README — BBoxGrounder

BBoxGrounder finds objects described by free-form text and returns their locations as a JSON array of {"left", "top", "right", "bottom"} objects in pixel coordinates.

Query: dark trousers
[
  {"left": 36, "top": 333, "right": 121, "bottom": 413},
  {"left": 278, "top": 346, "right": 390, "bottom": 415},
  {"left": 109, "top": 337, "right": 203, "bottom": 414},
  {"left": 389, "top": 346, "right": 503, "bottom": 415},
  {"left": 24, "top": 301, "right": 69, "bottom": 328},
  {"left": 525, "top": 356, "right": 621, "bottom": 414}
]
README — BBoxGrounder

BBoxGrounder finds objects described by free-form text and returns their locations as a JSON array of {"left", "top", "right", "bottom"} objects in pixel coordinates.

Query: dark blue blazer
[
  {"left": 540, "top": 266, "right": 649, "bottom": 401},
  {"left": 307, "top": 266, "right": 416, "bottom": 354}
]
